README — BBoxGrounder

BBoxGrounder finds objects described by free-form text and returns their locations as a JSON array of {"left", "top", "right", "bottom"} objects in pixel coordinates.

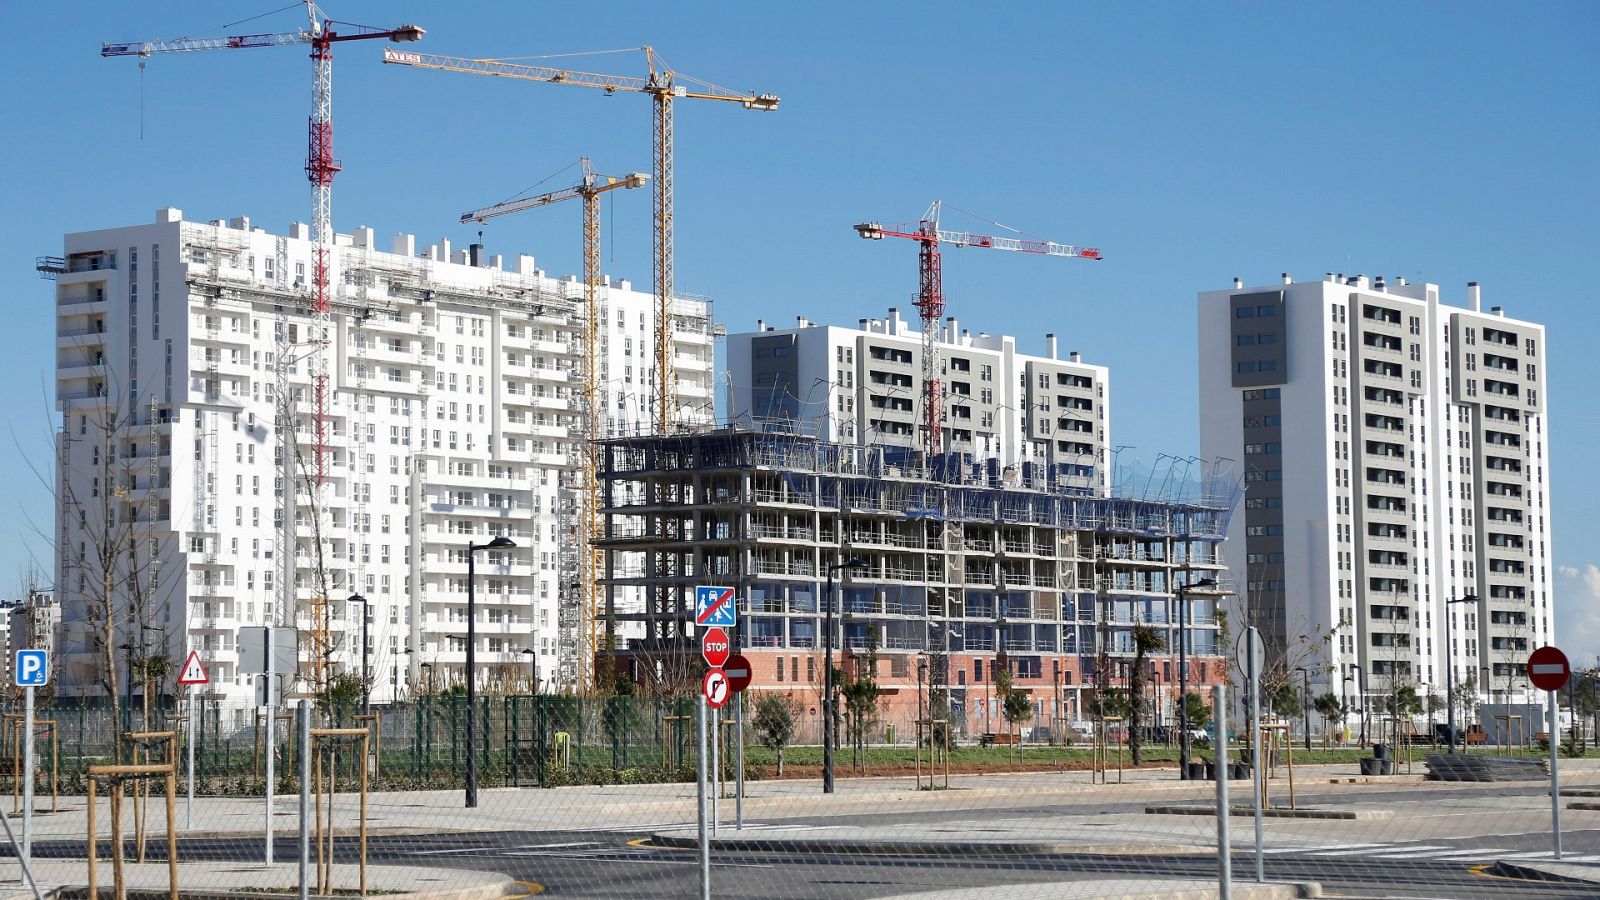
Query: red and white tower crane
[
  {"left": 854, "top": 202, "right": 1102, "bottom": 459},
  {"left": 103, "top": 4, "right": 423, "bottom": 706},
  {"left": 104, "top": 3, "right": 424, "bottom": 492}
]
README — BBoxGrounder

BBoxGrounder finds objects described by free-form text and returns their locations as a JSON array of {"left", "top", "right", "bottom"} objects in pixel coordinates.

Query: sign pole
[
  {"left": 186, "top": 687, "right": 197, "bottom": 829},
  {"left": 264, "top": 625, "right": 276, "bottom": 866},
  {"left": 177, "top": 649, "right": 209, "bottom": 831},
  {"left": 1246, "top": 628, "right": 1264, "bottom": 883},
  {"left": 22, "top": 679, "right": 33, "bottom": 864},
  {"left": 711, "top": 705, "right": 721, "bottom": 837},
  {"left": 735, "top": 693, "right": 745, "bottom": 830},
  {"left": 735, "top": 605, "right": 745, "bottom": 831},
  {"left": 1549, "top": 689, "right": 1562, "bottom": 860},
  {"left": 1214, "top": 683, "right": 1231, "bottom": 900},
  {"left": 696, "top": 693, "right": 710, "bottom": 900}
]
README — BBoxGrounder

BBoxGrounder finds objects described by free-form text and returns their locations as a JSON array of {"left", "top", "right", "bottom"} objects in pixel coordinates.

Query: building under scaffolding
[{"left": 599, "top": 428, "right": 1238, "bottom": 737}]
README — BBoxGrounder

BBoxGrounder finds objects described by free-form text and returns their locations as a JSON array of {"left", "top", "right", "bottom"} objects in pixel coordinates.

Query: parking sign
[{"left": 14, "top": 649, "right": 47, "bottom": 687}]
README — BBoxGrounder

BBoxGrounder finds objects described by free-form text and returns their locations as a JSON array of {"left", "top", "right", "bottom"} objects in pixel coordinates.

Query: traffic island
[
  {"left": 1486, "top": 858, "right": 1600, "bottom": 887},
  {"left": 1143, "top": 805, "right": 1393, "bottom": 820},
  {"left": 0, "top": 861, "right": 521, "bottom": 900},
  {"left": 882, "top": 879, "right": 1323, "bottom": 899}
]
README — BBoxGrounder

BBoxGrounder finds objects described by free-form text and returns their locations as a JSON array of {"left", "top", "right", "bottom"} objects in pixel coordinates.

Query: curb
[
  {"left": 1143, "top": 805, "right": 1392, "bottom": 820},
  {"left": 646, "top": 833, "right": 1213, "bottom": 856},
  {"left": 1490, "top": 860, "right": 1600, "bottom": 886}
]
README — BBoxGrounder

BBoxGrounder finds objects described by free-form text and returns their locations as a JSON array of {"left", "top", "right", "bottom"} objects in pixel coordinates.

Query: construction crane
[
  {"left": 385, "top": 47, "right": 777, "bottom": 435},
  {"left": 854, "top": 202, "right": 1102, "bottom": 460},
  {"left": 461, "top": 159, "right": 649, "bottom": 694},
  {"left": 104, "top": 3, "right": 424, "bottom": 696}
]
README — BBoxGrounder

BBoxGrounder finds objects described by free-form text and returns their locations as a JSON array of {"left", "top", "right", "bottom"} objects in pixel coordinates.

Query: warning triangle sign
[{"left": 178, "top": 649, "right": 209, "bottom": 685}]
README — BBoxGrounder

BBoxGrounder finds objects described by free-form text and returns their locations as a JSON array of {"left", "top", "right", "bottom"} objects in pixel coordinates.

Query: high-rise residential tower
[
  {"left": 47, "top": 208, "right": 712, "bottom": 717},
  {"left": 1198, "top": 273, "right": 1553, "bottom": 712}
]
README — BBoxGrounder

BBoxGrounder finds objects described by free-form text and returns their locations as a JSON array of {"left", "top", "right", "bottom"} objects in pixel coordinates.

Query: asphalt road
[
  {"left": 18, "top": 826, "right": 1600, "bottom": 899},
  {"left": 11, "top": 782, "right": 1598, "bottom": 898}
]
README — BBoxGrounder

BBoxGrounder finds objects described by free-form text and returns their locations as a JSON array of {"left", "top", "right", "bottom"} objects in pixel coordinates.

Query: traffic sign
[
  {"left": 702, "top": 668, "right": 730, "bottom": 709},
  {"left": 1235, "top": 627, "right": 1265, "bottom": 677},
  {"left": 701, "top": 627, "right": 731, "bottom": 668},
  {"left": 695, "top": 586, "right": 737, "bottom": 628},
  {"left": 1528, "top": 646, "right": 1571, "bottom": 692},
  {"left": 724, "top": 654, "right": 753, "bottom": 694},
  {"left": 178, "top": 649, "right": 210, "bottom": 686},
  {"left": 13, "top": 650, "right": 47, "bottom": 687}
]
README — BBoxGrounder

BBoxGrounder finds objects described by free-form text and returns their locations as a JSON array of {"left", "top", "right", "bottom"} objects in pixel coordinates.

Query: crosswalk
[{"left": 1265, "top": 840, "right": 1600, "bottom": 863}]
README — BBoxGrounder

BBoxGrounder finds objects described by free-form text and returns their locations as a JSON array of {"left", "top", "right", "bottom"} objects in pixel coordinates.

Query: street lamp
[
  {"left": 823, "top": 558, "right": 867, "bottom": 794},
  {"left": 1444, "top": 593, "right": 1481, "bottom": 754},
  {"left": 1175, "top": 576, "right": 1215, "bottom": 780},
  {"left": 347, "top": 594, "right": 372, "bottom": 715},
  {"left": 464, "top": 534, "right": 516, "bottom": 808},
  {"left": 522, "top": 647, "right": 538, "bottom": 695},
  {"left": 1346, "top": 663, "right": 1367, "bottom": 746},
  {"left": 1296, "top": 666, "right": 1312, "bottom": 751}
]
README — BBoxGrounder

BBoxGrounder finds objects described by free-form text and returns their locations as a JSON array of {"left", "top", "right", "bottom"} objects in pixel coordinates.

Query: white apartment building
[
  {"left": 49, "top": 208, "right": 712, "bottom": 712},
  {"left": 729, "top": 307, "right": 1110, "bottom": 493},
  {"left": 1198, "top": 273, "right": 1553, "bottom": 711}
]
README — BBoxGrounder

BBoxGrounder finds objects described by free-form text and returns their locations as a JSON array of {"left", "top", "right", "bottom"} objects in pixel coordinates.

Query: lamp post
[
  {"left": 347, "top": 594, "right": 372, "bottom": 715},
  {"left": 823, "top": 558, "right": 867, "bottom": 794},
  {"left": 464, "top": 534, "right": 516, "bottom": 808},
  {"left": 1444, "top": 593, "right": 1481, "bottom": 753},
  {"left": 1176, "top": 576, "right": 1215, "bottom": 779},
  {"left": 1348, "top": 664, "right": 1367, "bottom": 746},
  {"left": 1296, "top": 666, "right": 1312, "bottom": 751},
  {"left": 522, "top": 647, "right": 538, "bottom": 695}
]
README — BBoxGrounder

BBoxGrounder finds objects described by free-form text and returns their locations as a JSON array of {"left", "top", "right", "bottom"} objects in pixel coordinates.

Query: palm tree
[{"left": 1128, "top": 624, "right": 1167, "bottom": 766}]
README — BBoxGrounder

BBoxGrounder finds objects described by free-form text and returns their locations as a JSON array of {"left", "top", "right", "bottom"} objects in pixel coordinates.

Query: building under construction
[{"left": 599, "top": 429, "right": 1236, "bottom": 737}]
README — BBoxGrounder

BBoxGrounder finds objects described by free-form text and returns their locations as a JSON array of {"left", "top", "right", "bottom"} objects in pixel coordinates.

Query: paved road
[{"left": 20, "top": 826, "right": 1600, "bottom": 898}]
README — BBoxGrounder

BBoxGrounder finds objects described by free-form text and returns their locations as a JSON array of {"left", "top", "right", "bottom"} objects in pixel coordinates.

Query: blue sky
[{"left": 4, "top": 3, "right": 1596, "bottom": 656}]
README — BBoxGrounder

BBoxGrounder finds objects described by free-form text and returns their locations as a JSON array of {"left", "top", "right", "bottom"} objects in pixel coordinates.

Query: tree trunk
[{"left": 776, "top": 747, "right": 784, "bottom": 777}]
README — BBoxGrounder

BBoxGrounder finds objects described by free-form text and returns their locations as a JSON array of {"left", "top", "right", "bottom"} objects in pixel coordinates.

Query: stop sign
[
  {"left": 701, "top": 627, "right": 731, "bottom": 669},
  {"left": 724, "top": 653, "right": 753, "bottom": 694},
  {"left": 1527, "top": 646, "right": 1571, "bottom": 692}
]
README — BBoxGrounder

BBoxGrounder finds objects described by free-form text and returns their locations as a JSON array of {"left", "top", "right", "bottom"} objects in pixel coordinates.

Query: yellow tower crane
[
  {"left": 386, "top": 46, "right": 778, "bottom": 435},
  {"left": 462, "top": 160, "right": 648, "bottom": 695}
]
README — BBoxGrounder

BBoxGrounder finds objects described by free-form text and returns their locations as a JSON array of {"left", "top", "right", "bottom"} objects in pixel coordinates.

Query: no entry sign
[
  {"left": 701, "top": 627, "right": 731, "bottom": 669},
  {"left": 1528, "top": 646, "right": 1571, "bottom": 692},
  {"left": 724, "top": 653, "right": 753, "bottom": 694}
]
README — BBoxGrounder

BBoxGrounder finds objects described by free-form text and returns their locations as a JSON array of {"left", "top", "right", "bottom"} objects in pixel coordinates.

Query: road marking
[
  {"left": 1306, "top": 845, "right": 1431, "bottom": 857},
  {"left": 1424, "top": 848, "right": 1512, "bottom": 859},
  {"left": 1263, "top": 843, "right": 1388, "bottom": 855},
  {"left": 1365, "top": 846, "right": 1452, "bottom": 858},
  {"left": 1494, "top": 850, "right": 1557, "bottom": 859}
]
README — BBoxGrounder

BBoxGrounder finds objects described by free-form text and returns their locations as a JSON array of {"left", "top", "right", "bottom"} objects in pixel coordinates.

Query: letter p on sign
[{"left": 15, "top": 649, "right": 47, "bottom": 687}]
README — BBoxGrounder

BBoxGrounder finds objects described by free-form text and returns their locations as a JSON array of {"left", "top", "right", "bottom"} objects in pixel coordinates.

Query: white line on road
[
  {"left": 1262, "top": 843, "right": 1389, "bottom": 855},
  {"left": 1422, "top": 848, "right": 1511, "bottom": 859},
  {"left": 1365, "top": 847, "right": 1453, "bottom": 859},
  {"left": 1309, "top": 845, "right": 1449, "bottom": 857}
]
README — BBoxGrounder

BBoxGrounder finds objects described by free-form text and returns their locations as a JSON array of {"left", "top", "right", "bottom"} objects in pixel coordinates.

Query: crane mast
[
  {"left": 103, "top": 3, "right": 423, "bottom": 696},
  {"left": 854, "top": 202, "right": 1102, "bottom": 460},
  {"left": 461, "top": 161, "right": 647, "bottom": 694},
  {"left": 385, "top": 47, "right": 776, "bottom": 435}
]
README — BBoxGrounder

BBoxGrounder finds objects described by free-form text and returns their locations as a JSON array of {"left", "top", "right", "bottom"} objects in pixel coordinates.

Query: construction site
[{"left": 597, "top": 429, "right": 1236, "bottom": 739}]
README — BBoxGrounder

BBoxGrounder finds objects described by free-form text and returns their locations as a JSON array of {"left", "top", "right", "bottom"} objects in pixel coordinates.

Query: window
[{"left": 1236, "top": 307, "right": 1255, "bottom": 319}]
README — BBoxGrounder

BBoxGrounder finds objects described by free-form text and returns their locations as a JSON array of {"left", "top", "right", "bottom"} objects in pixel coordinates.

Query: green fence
[{"left": 1, "top": 695, "right": 709, "bottom": 793}]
